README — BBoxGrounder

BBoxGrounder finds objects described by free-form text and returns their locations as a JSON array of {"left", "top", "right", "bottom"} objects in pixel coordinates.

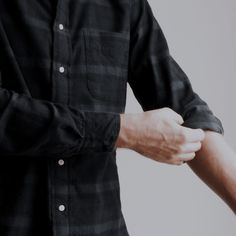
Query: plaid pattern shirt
[{"left": 0, "top": 0, "right": 224, "bottom": 235}]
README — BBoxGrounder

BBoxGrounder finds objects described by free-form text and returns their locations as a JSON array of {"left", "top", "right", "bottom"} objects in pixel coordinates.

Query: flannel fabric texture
[{"left": 0, "top": 0, "right": 224, "bottom": 235}]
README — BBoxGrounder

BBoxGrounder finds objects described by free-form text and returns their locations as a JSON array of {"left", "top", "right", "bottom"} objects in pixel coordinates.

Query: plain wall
[{"left": 117, "top": 0, "right": 236, "bottom": 235}]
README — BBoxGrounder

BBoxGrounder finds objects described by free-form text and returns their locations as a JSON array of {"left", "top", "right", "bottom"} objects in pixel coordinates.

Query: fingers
[
  {"left": 174, "top": 152, "right": 196, "bottom": 162},
  {"left": 178, "top": 142, "right": 202, "bottom": 154},
  {"left": 179, "top": 127, "right": 205, "bottom": 143}
]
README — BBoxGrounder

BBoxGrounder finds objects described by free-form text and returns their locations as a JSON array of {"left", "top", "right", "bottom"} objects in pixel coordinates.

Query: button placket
[
  {"left": 57, "top": 158, "right": 66, "bottom": 215},
  {"left": 50, "top": 1, "right": 71, "bottom": 235},
  {"left": 58, "top": 24, "right": 66, "bottom": 75},
  {"left": 51, "top": 12, "right": 70, "bottom": 104}
]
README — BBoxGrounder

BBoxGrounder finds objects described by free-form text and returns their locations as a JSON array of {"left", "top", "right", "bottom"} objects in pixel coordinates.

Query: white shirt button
[
  {"left": 58, "top": 204, "right": 65, "bottom": 212},
  {"left": 58, "top": 23, "right": 64, "bottom": 30},
  {"left": 58, "top": 159, "right": 64, "bottom": 166},
  {"left": 59, "top": 66, "right": 65, "bottom": 73}
]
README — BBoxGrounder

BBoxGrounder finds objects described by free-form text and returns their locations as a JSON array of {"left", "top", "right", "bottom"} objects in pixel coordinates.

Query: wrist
[{"left": 115, "top": 113, "right": 138, "bottom": 149}]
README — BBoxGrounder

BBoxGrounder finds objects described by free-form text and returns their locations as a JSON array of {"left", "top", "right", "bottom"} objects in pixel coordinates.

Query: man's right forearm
[{"left": 0, "top": 88, "right": 119, "bottom": 157}]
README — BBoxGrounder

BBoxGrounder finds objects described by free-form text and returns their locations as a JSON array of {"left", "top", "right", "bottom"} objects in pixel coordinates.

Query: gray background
[{"left": 117, "top": 0, "right": 236, "bottom": 235}]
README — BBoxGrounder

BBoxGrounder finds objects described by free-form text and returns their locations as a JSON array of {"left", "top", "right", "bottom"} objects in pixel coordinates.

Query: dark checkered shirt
[{"left": 0, "top": 0, "right": 224, "bottom": 235}]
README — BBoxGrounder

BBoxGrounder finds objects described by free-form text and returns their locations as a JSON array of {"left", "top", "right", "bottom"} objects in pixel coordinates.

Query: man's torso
[{"left": 0, "top": 0, "right": 131, "bottom": 235}]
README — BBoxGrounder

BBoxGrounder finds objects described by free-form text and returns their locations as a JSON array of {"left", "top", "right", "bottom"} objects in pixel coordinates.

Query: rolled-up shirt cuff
[{"left": 182, "top": 115, "right": 224, "bottom": 135}]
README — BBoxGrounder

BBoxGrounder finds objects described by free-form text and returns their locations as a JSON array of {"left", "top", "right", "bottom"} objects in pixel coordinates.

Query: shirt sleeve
[
  {"left": 0, "top": 88, "right": 120, "bottom": 157},
  {"left": 128, "top": 0, "right": 224, "bottom": 135}
]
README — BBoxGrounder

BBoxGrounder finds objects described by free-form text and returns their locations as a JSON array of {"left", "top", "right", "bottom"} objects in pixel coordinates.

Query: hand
[{"left": 115, "top": 108, "right": 205, "bottom": 165}]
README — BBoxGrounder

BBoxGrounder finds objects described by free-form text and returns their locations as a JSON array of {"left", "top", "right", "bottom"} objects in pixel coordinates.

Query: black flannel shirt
[{"left": 0, "top": 0, "right": 224, "bottom": 235}]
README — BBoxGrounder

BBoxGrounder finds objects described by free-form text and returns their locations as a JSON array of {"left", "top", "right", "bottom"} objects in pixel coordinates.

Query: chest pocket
[{"left": 83, "top": 29, "right": 130, "bottom": 105}]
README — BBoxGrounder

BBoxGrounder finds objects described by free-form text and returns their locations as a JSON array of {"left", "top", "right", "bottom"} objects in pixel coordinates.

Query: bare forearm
[
  {"left": 115, "top": 111, "right": 236, "bottom": 213},
  {"left": 187, "top": 131, "right": 236, "bottom": 214}
]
